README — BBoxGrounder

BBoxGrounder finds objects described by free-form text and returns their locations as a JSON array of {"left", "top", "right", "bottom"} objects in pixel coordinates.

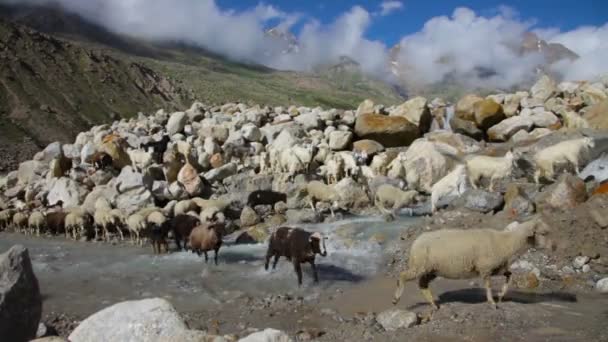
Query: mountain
[{"left": 265, "top": 27, "right": 299, "bottom": 54}]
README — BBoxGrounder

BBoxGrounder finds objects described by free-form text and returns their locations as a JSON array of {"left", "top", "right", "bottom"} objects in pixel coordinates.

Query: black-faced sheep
[
  {"left": 392, "top": 216, "right": 553, "bottom": 310},
  {"left": 141, "top": 135, "right": 171, "bottom": 164},
  {"left": 189, "top": 222, "right": 225, "bottom": 265},
  {"left": 247, "top": 190, "right": 287, "bottom": 208},
  {"left": 265, "top": 227, "right": 327, "bottom": 286}
]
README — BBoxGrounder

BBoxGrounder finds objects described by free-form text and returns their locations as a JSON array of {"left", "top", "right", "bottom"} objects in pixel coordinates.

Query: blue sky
[{"left": 218, "top": 0, "right": 608, "bottom": 46}]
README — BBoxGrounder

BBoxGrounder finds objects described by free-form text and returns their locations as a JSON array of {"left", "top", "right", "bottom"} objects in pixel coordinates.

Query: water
[
  {"left": 0, "top": 216, "right": 418, "bottom": 315},
  {"left": 443, "top": 105, "right": 455, "bottom": 131}
]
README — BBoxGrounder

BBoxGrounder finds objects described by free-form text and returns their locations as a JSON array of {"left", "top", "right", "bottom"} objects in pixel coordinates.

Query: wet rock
[
  {"left": 167, "top": 111, "right": 188, "bottom": 135},
  {"left": 205, "top": 163, "right": 238, "bottom": 183},
  {"left": 460, "top": 189, "right": 504, "bottom": 213},
  {"left": 455, "top": 94, "right": 483, "bottom": 121},
  {"left": 286, "top": 209, "right": 319, "bottom": 224},
  {"left": 535, "top": 174, "right": 587, "bottom": 211},
  {"left": 69, "top": 298, "right": 193, "bottom": 342},
  {"left": 531, "top": 75, "right": 557, "bottom": 101},
  {"left": 583, "top": 99, "right": 608, "bottom": 130},
  {"left": 352, "top": 140, "right": 384, "bottom": 157},
  {"left": 390, "top": 96, "right": 432, "bottom": 134},
  {"left": 239, "top": 328, "right": 292, "bottom": 342},
  {"left": 240, "top": 206, "right": 260, "bottom": 227},
  {"left": 474, "top": 99, "right": 505, "bottom": 131},
  {"left": 487, "top": 116, "right": 533, "bottom": 142},
  {"left": 450, "top": 117, "right": 484, "bottom": 140},
  {"left": 328, "top": 131, "right": 353, "bottom": 151},
  {"left": 595, "top": 278, "right": 608, "bottom": 293},
  {"left": 47, "top": 177, "right": 87, "bottom": 207},
  {"left": 376, "top": 309, "right": 418, "bottom": 331},
  {"left": 0, "top": 245, "right": 42, "bottom": 342},
  {"left": 354, "top": 113, "right": 420, "bottom": 147}
]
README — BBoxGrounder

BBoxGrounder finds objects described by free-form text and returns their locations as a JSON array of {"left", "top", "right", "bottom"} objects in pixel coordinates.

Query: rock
[
  {"left": 167, "top": 112, "right": 188, "bottom": 135},
  {"left": 274, "top": 201, "right": 288, "bottom": 214},
  {"left": 100, "top": 140, "right": 131, "bottom": 169},
  {"left": 0, "top": 245, "right": 42, "bottom": 342},
  {"left": 455, "top": 94, "right": 483, "bottom": 121},
  {"left": 580, "top": 83, "right": 607, "bottom": 106},
  {"left": 4, "top": 184, "right": 25, "bottom": 199},
  {"left": 80, "top": 142, "right": 97, "bottom": 164},
  {"left": 522, "top": 110, "right": 561, "bottom": 129},
  {"left": 235, "top": 224, "right": 269, "bottom": 244},
  {"left": 17, "top": 160, "right": 47, "bottom": 185},
  {"left": 573, "top": 256, "right": 590, "bottom": 269},
  {"left": 286, "top": 209, "right": 319, "bottom": 224},
  {"left": 352, "top": 140, "right": 384, "bottom": 157},
  {"left": 34, "top": 142, "right": 63, "bottom": 163},
  {"left": 334, "top": 178, "right": 370, "bottom": 209},
  {"left": 240, "top": 206, "right": 260, "bottom": 227},
  {"left": 205, "top": 163, "right": 238, "bottom": 183},
  {"left": 177, "top": 163, "right": 203, "bottom": 196},
  {"left": 295, "top": 112, "right": 321, "bottom": 130},
  {"left": 402, "top": 140, "right": 450, "bottom": 193},
  {"left": 81, "top": 186, "right": 118, "bottom": 214},
  {"left": 531, "top": 75, "right": 557, "bottom": 101},
  {"left": 210, "top": 153, "right": 224, "bottom": 169},
  {"left": 425, "top": 131, "right": 482, "bottom": 155},
  {"left": 203, "top": 138, "right": 221, "bottom": 156},
  {"left": 328, "top": 131, "right": 353, "bottom": 151},
  {"left": 116, "top": 187, "right": 154, "bottom": 214},
  {"left": 461, "top": 189, "right": 504, "bottom": 213},
  {"left": 450, "top": 117, "right": 484, "bottom": 140},
  {"left": 354, "top": 113, "right": 419, "bottom": 148},
  {"left": 473, "top": 99, "right": 505, "bottom": 131},
  {"left": 239, "top": 329, "right": 291, "bottom": 342},
  {"left": 504, "top": 184, "right": 535, "bottom": 216},
  {"left": 390, "top": 96, "right": 432, "bottom": 134},
  {"left": 535, "top": 174, "right": 587, "bottom": 211},
  {"left": 376, "top": 309, "right": 418, "bottom": 331},
  {"left": 31, "top": 337, "right": 68, "bottom": 342},
  {"left": 69, "top": 298, "right": 192, "bottom": 342},
  {"left": 199, "top": 124, "right": 230, "bottom": 144},
  {"left": 115, "top": 166, "right": 152, "bottom": 193},
  {"left": 596, "top": 278, "right": 608, "bottom": 293},
  {"left": 241, "top": 124, "right": 262, "bottom": 142},
  {"left": 503, "top": 93, "right": 523, "bottom": 116},
  {"left": 47, "top": 177, "right": 87, "bottom": 207},
  {"left": 487, "top": 116, "right": 533, "bottom": 141},
  {"left": 356, "top": 99, "right": 375, "bottom": 116},
  {"left": 583, "top": 99, "right": 608, "bottom": 130},
  {"left": 580, "top": 154, "right": 608, "bottom": 184}
]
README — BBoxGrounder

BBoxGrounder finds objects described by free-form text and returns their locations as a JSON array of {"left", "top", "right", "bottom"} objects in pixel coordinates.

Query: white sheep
[
  {"left": 28, "top": 211, "right": 46, "bottom": 236},
  {"left": 12, "top": 212, "right": 28, "bottom": 233},
  {"left": 93, "top": 209, "right": 116, "bottom": 242},
  {"left": 65, "top": 209, "right": 91, "bottom": 240},
  {"left": 0, "top": 209, "right": 15, "bottom": 229},
  {"left": 392, "top": 216, "right": 552, "bottom": 309},
  {"left": 466, "top": 151, "right": 516, "bottom": 191},
  {"left": 109, "top": 209, "right": 126, "bottom": 240},
  {"left": 374, "top": 184, "right": 418, "bottom": 215},
  {"left": 386, "top": 153, "right": 406, "bottom": 179},
  {"left": 279, "top": 148, "right": 305, "bottom": 178},
  {"left": 370, "top": 153, "right": 391, "bottom": 176},
  {"left": 174, "top": 199, "right": 197, "bottom": 216},
  {"left": 259, "top": 151, "right": 270, "bottom": 174},
  {"left": 338, "top": 151, "right": 359, "bottom": 179},
  {"left": 325, "top": 153, "right": 344, "bottom": 184},
  {"left": 534, "top": 137, "right": 595, "bottom": 183},
  {"left": 127, "top": 147, "right": 154, "bottom": 172},
  {"left": 127, "top": 213, "right": 148, "bottom": 246},
  {"left": 302, "top": 181, "right": 341, "bottom": 216},
  {"left": 430, "top": 164, "right": 468, "bottom": 213}
]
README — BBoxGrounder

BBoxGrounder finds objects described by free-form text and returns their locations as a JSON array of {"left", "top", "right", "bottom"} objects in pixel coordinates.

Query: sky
[{"left": 2, "top": 0, "right": 607, "bottom": 87}]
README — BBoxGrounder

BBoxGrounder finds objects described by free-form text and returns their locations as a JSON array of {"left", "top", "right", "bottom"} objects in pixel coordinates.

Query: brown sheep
[
  {"left": 189, "top": 222, "right": 225, "bottom": 265},
  {"left": 46, "top": 211, "right": 68, "bottom": 236},
  {"left": 265, "top": 227, "right": 327, "bottom": 286}
]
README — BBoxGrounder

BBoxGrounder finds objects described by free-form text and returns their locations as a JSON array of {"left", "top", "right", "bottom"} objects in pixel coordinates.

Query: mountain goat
[{"left": 534, "top": 137, "right": 595, "bottom": 183}]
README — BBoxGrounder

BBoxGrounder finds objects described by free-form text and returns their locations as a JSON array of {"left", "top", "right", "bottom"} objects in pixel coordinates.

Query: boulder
[
  {"left": 115, "top": 166, "right": 152, "bottom": 193},
  {"left": 241, "top": 123, "right": 262, "bottom": 142},
  {"left": 100, "top": 140, "right": 131, "bottom": 169},
  {"left": 235, "top": 225, "right": 270, "bottom": 244},
  {"left": 295, "top": 112, "right": 321, "bottom": 130},
  {"left": 185, "top": 102, "right": 205, "bottom": 122},
  {"left": 531, "top": 75, "right": 557, "bottom": 101},
  {"left": 390, "top": 96, "right": 432, "bottom": 134},
  {"left": 596, "top": 278, "right": 608, "bottom": 293},
  {"left": 271, "top": 129, "right": 301, "bottom": 151},
  {"left": 426, "top": 131, "right": 482, "bottom": 154},
  {"left": 17, "top": 160, "right": 47, "bottom": 185},
  {"left": 356, "top": 99, "right": 375, "bottom": 116},
  {"left": 47, "top": 177, "right": 87, "bottom": 207},
  {"left": 198, "top": 125, "right": 229, "bottom": 144},
  {"left": 177, "top": 163, "right": 203, "bottom": 196},
  {"left": 583, "top": 99, "right": 608, "bottom": 130},
  {"left": 376, "top": 309, "right": 418, "bottom": 331},
  {"left": 69, "top": 298, "right": 192, "bottom": 342},
  {"left": 224, "top": 174, "right": 274, "bottom": 193},
  {"left": 522, "top": 110, "right": 561, "bottom": 129},
  {"left": 455, "top": 94, "right": 483, "bottom": 121},
  {"left": 240, "top": 206, "right": 260, "bottom": 227},
  {"left": 4, "top": 184, "right": 25, "bottom": 199},
  {"left": 487, "top": 116, "right": 534, "bottom": 142},
  {"left": 352, "top": 139, "right": 384, "bottom": 157},
  {"left": 80, "top": 142, "right": 97, "bottom": 164},
  {"left": 503, "top": 184, "right": 535, "bottom": 217},
  {"left": 0, "top": 245, "right": 42, "bottom": 342},
  {"left": 503, "top": 93, "right": 523, "bottom": 117},
  {"left": 328, "top": 131, "right": 353, "bottom": 151},
  {"left": 209, "top": 153, "right": 224, "bottom": 169},
  {"left": 115, "top": 187, "right": 154, "bottom": 215},
  {"left": 34, "top": 141, "right": 63, "bottom": 163},
  {"left": 535, "top": 174, "right": 587, "bottom": 211},
  {"left": 205, "top": 163, "right": 237, "bottom": 183},
  {"left": 81, "top": 186, "right": 118, "bottom": 214},
  {"left": 450, "top": 117, "right": 484, "bottom": 140},
  {"left": 580, "top": 83, "right": 607, "bottom": 106},
  {"left": 403, "top": 140, "right": 451, "bottom": 193},
  {"left": 167, "top": 112, "right": 188, "bottom": 135},
  {"left": 473, "top": 99, "right": 505, "bottom": 131},
  {"left": 334, "top": 178, "right": 370, "bottom": 209},
  {"left": 460, "top": 189, "right": 504, "bottom": 213},
  {"left": 354, "top": 113, "right": 419, "bottom": 147},
  {"left": 580, "top": 154, "right": 608, "bottom": 184},
  {"left": 239, "top": 328, "right": 292, "bottom": 342}
]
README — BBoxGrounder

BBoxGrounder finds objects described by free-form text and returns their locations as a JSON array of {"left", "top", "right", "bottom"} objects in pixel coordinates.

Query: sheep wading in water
[{"left": 392, "top": 216, "right": 554, "bottom": 309}]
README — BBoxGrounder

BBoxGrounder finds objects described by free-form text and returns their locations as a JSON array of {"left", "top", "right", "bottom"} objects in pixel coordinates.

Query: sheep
[
  {"left": 127, "top": 147, "right": 154, "bottom": 172},
  {"left": 45, "top": 211, "right": 68, "bottom": 236},
  {"left": 374, "top": 184, "right": 418, "bottom": 216},
  {"left": 392, "top": 216, "right": 553, "bottom": 309},
  {"left": 93, "top": 209, "right": 116, "bottom": 242},
  {"left": 189, "top": 222, "right": 225, "bottom": 265},
  {"left": 12, "top": 212, "right": 29, "bottom": 233},
  {"left": 325, "top": 153, "right": 344, "bottom": 184},
  {"left": 28, "top": 211, "right": 46, "bottom": 236},
  {"left": 168, "top": 214, "right": 201, "bottom": 251},
  {"left": 370, "top": 153, "right": 391, "bottom": 176},
  {"left": 292, "top": 144, "right": 316, "bottom": 173},
  {"left": 0, "top": 209, "right": 16, "bottom": 230},
  {"left": 466, "top": 150, "right": 516, "bottom": 191},
  {"left": 279, "top": 148, "right": 305, "bottom": 179},
  {"left": 109, "top": 209, "right": 127, "bottom": 240},
  {"left": 247, "top": 190, "right": 287, "bottom": 208},
  {"left": 301, "top": 181, "right": 341, "bottom": 217},
  {"left": 140, "top": 134, "right": 170, "bottom": 164},
  {"left": 338, "top": 151, "right": 359, "bottom": 179},
  {"left": 534, "top": 137, "right": 595, "bottom": 183},
  {"left": 386, "top": 153, "right": 406, "bottom": 179},
  {"left": 126, "top": 213, "right": 148, "bottom": 246},
  {"left": 174, "top": 199, "right": 197, "bottom": 216},
  {"left": 259, "top": 151, "right": 270, "bottom": 174},
  {"left": 91, "top": 152, "right": 113, "bottom": 170},
  {"left": 265, "top": 227, "right": 327, "bottom": 285},
  {"left": 65, "top": 209, "right": 92, "bottom": 240},
  {"left": 430, "top": 164, "right": 469, "bottom": 213}
]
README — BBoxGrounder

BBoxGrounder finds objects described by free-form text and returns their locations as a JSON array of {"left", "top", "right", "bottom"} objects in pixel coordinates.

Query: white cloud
[{"left": 378, "top": 1, "right": 404, "bottom": 16}]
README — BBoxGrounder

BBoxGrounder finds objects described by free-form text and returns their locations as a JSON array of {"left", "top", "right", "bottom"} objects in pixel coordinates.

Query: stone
[
  {"left": 69, "top": 298, "right": 192, "bottom": 342},
  {"left": 17, "top": 160, "right": 47, "bottom": 185},
  {"left": 356, "top": 99, "right": 375, "bottom": 116},
  {"left": 473, "top": 99, "right": 505, "bottom": 131},
  {"left": 286, "top": 209, "right": 320, "bottom": 224},
  {"left": 403, "top": 140, "right": 450, "bottom": 193},
  {"left": 352, "top": 139, "right": 384, "bottom": 157},
  {"left": 487, "top": 116, "right": 534, "bottom": 142},
  {"left": 34, "top": 141, "right": 63, "bottom": 163},
  {"left": 100, "top": 140, "right": 131, "bottom": 169},
  {"left": 199, "top": 125, "right": 230, "bottom": 143},
  {"left": 461, "top": 189, "right": 504, "bottom": 213},
  {"left": 450, "top": 117, "right": 484, "bottom": 140},
  {"left": 0, "top": 245, "right": 42, "bottom": 342},
  {"left": 4, "top": 184, "right": 25, "bottom": 199},
  {"left": 573, "top": 256, "right": 590, "bottom": 269},
  {"left": 535, "top": 174, "right": 587, "bottom": 212},
  {"left": 271, "top": 129, "right": 301, "bottom": 151},
  {"left": 522, "top": 110, "right": 561, "bottom": 129},
  {"left": 328, "top": 131, "right": 353, "bottom": 151},
  {"left": 31, "top": 337, "right": 68, "bottom": 342},
  {"left": 185, "top": 102, "right": 205, "bottom": 122},
  {"left": 239, "top": 328, "right": 292, "bottom": 342},
  {"left": 81, "top": 186, "right": 118, "bottom": 214},
  {"left": 240, "top": 206, "right": 260, "bottom": 227},
  {"left": 210, "top": 153, "right": 224, "bottom": 169},
  {"left": 580, "top": 83, "right": 607, "bottom": 106},
  {"left": 62, "top": 144, "right": 82, "bottom": 160},
  {"left": 334, "top": 178, "right": 370, "bottom": 209},
  {"left": 177, "top": 163, "right": 203, "bottom": 196},
  {"left": 295, "top": 112, "right": 322, "bottom": 130},
  {"left": 47, "top": 177, "right": 87, "bottom": 207},
  {"left": 425, "top": 132, "right": 482, "bottom": 155},
  {"left": 235, "top": 224, "right": 270, "bottom": 244},
  {"left": 116, "top": 187, "right": 154, "bottom": 214},
  {"left": 241, "top": 123, "right": 262, "bottom": 142},
  {"left": 203, "top": 137, "right": 221, "bottom": 155},
  {"left": 80, "top": 142, "right": 97, "bottom": 164},
  {"left": 274, "top": 201, "right": 288, "bottom": 214},
  {"left": 376, "top": 309, "right": 418, "bottom": 331},
  {"left": 390, "top": 96, "right": 432, "bottom": 134},
  {"left": 531, "top": 75, "right": 557, "bottom": 101},
  {"left": 354, "top": 113, "right": 419, "bottom": 148},
  {"left": 115, "top": 166, "right": 152, "bottom": 193},
  {"left": 503, "top": 93, "right": 523, "bottom": 116},
  {"left": 205, "top": 163, "right": 238, "bottom": 183},
  {"left": 455, "top": 94, "right": 483, "bottom": 121},
  {"left": 167, "top": 112, "right": 188, "bottom": 135},
  {"left": 583, "top": 99, "right": 608, "bottom": 130},
  {"left": 504, "top": 184, "right": 535, "bottom": 217},
  {"left": 595, "top": 278, "right": 608, "bottom": 293}
]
